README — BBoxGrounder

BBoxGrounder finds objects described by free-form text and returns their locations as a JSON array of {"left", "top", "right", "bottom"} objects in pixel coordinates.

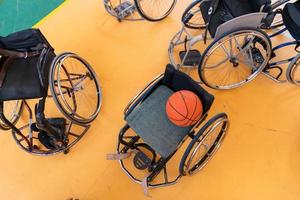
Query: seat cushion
[
  {"left": 0, "top": 56, "right": 50, "bottom": 101},
  {"left": 125, "top": 85, "right": 191, "bottom": 158},
  {"left": 0, "top": 29, "right": 53, "bottom": 51},
  {"left": 283, "top": 1, "right": 300, "bottom": 41}
]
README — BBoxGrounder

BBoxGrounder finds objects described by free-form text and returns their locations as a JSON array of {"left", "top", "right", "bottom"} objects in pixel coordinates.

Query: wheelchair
[
  {"left": 169, "top": 0, "right": 300, "bottom": 90},
  {"left": 107, "top": 65, "right": 229, "bottom": 195},
  {"left": 103, "top": 0, "right": 176, "bottom": 21},
  {"left": 0, "top": 29, "right": 102, "bottom": 155}
]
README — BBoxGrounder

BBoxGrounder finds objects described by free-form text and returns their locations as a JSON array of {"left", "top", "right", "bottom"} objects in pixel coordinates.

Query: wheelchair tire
[
  {"left": 134, "top": 0, "right": 177, "bottom": 21},
  {"left": 286, "top": 53, "right": 300, "bottom": 85},
  {"left": 0, "top": 100, "right": 23, "bottom": 130},
  {"left": 181, "top": 0, "right": 206, "bottom": 29},
  {"left": 49, "top": 52, "right": 102, "bottom": 124},
  {"left": 179, "top": 113, "right": 229, "bottom": 176},
  {"left": 198, "top": 28, "right": 272, "bottom": 90}
]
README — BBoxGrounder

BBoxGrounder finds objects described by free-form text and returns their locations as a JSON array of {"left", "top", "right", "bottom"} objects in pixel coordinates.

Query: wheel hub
[{"left": 230, "top": 57, "right": 239, "bottom": 67}]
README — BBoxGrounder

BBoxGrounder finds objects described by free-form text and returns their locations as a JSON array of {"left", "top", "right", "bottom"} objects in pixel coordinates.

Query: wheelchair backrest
[
  {"left": 0, "top": 29, "right": 55, "bottom": 96},
  {"left": 162, "top": 64, "right": 214, "bottom": 115},
  {"left": 223, "top": 0, "right": 271, "bottom": 17},
  {"left": 202, "top": 0, "right": 271, "bottom": 37},
  {"left": 0, "top": 29, "right": 52, "bottom": 51}
]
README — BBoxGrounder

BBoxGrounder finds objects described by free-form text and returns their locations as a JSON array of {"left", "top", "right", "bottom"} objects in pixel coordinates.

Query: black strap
[
  {"left": 204, "top": 0, "right": 220, "bottom": 43},
  {"left": 0, "top": 48, "right": 41, "bottom": 58},
  {"left": 36, "top": 48, "right": 50, "bottom": 88},
  {"left": 184, "top": 36, "right": 188, "bottom": 52},
  {"left": 0, "top": 43, "right": 50, "bottom": 89}
]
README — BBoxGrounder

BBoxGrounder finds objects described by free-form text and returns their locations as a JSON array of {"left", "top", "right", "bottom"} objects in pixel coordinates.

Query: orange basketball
[{"left": 166, "top": 90, "right": 203, "bottom": 127}]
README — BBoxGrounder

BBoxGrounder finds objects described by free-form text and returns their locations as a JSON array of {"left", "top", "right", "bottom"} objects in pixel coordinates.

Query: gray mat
[{"left": 126, "top": 85, "right": 191, "bottom": 158}]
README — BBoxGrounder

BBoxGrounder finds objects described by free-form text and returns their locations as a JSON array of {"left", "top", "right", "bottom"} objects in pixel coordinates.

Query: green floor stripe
[{"left": 0, "top": 0, "right": 65, "bottom": 36}]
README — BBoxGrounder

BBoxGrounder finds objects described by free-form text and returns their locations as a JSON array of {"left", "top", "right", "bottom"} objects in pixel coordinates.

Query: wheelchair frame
[
  {"left": 110, "top": 73, "right": 229, "bottom": 195},
  {"left": 0, "top": 31, "right": 102, "bottom": 155},
  {"left": 1, "top": 100, "right": 90, "bottom": 155},
  {"left": 267, "top": 27, "right": 300, "bottom": 83},
  {"left": 168, "top": 0, "right": 300, "bottom": 89}
]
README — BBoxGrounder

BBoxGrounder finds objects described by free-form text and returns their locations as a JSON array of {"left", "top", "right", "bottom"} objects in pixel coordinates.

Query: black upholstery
[
  {"left": 0, "top": 53, "right": 55, "bottom": 101},
  {"left": 224, "top": 0, "right": 271, "bottom": 17},
  {"left": 201, "top": 1, "right": 230, "bottom": 38},
  {"left": 0, "top": 29, "right": 55, "bottom": 101},
  {"left": 0, "top": 29, "right": 52, "bottom": 51},
  {"left": 282, "top": 1, "right": 300, "bottom": 41},
  {"left": 162, "top": 64, "right": 214, "bottom": 115},
  {"left": 201, "top": 0, "right": 271, "bottom": 37}
]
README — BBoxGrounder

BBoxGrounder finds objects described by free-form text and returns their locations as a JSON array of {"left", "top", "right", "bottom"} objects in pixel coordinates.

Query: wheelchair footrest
[
  {"left": 33, "top": 118, "right": 67, "bottom": 150},
  {"left": 179, "top": 50, "right": 201, "bottom": 66},
  {"left": 31, "top": 118, "right": 66, "bottom": 133},
  {"left": 114, "top": 1, "right": 136, "bottom": 19},
  {"left": 133, "top": 151, "right": 152, "bottom": 170},
  {"left": 47, "top": 118, "right": 67, "bottom": 133},
  {"left": 38, "top": 131, "right": 58, "bottom": 150}
]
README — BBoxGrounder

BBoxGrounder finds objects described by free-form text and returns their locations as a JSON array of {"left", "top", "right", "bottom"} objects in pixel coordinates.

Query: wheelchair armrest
[{"left": 124, "top": 74, "right": 164, "bottom": 117}]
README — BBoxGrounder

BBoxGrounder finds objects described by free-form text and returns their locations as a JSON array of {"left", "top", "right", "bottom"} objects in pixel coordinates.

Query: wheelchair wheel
[
  {"left": 134, "top": 0, "right": 177, "bottom": 21},
  {"left": 49, "top": 52, "right": 102, "bottom": 124},
  {"left": 179, "top": 113, "right": 229, "bottom": 176},
  {"left": 0, "top": 100, "right": 23, "bottom": 130},
  {"left": 286, "top": 54, "right": 300, "bottom": 85},
  {"left": 181, "top": 0, "right": 207, "bottom": 29},
  {"left": 198, "top": 28, "right": 272, "bottom": 90}
]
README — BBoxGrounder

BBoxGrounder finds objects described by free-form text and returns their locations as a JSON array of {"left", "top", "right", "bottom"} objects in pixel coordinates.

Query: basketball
[{"left": 166, "top": 90, "right": 203, "bottom": 127}]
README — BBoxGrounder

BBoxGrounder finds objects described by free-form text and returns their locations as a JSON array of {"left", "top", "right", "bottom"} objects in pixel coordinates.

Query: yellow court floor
[{"left": 1, "top": 0, "right": 300, "bottom": 199}]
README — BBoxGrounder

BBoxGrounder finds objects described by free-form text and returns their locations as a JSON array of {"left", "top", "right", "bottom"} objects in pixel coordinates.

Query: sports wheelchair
[
  {"left": 0, "top": 29, "right": 102, "bottom": 155},
  {"left": 169, "top": 0, "right": 300, "bottom": 90},
  {"left": 103, "top": 0, "right": 176, "bottom": 21},
  {"left": 107, "top": 65, "right": 229, "bottom": 195}
]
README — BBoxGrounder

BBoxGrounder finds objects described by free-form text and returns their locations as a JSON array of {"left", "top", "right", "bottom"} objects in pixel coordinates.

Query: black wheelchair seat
[
  {"left": 282, "top": 1, "right": 300, "bottom": 41},
  {"left": 0, "top": 29, "right": 55, "bottom": 101},
  {"left": 0, "top": 29, "right": 52, "bottom": 51},
  {"left": 0, "top": 55, "right": 54, "bottom": 101},
  {"left": 126, "top": 85, "right": 191, "bottom": 158}
]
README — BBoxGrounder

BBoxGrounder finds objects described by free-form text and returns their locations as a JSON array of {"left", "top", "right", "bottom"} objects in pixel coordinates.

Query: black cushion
[
  {"left": 162, "top": 64, "right": 214, "bottom": 115},
  {"left": 0, "top": 52, "right": 55, "bottom": 101},
  {"left": 0, "top": 29, "right": 55, "bottom": 100},
  {"left": 282, "top": 1, "right": 300, "bottom": 41},
  {"left": 224, "top": 0, "right": 271, "bottom": 17},
  {"left": 0, "top": 28, "right": 52, "bottom": 51}
]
